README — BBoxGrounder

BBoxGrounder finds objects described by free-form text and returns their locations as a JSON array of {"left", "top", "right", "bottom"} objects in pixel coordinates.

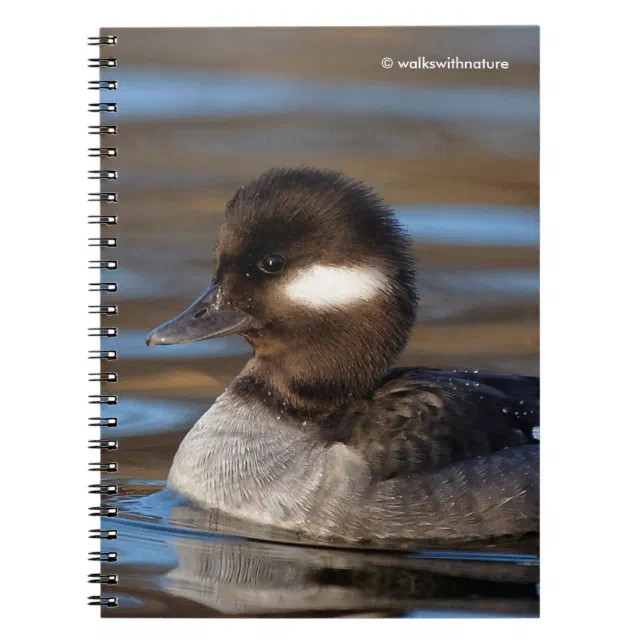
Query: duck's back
[
  {"left": 325, "top": 368, "right": 539, "bottom": 481},
  {"left": 323, "top": 368, "right": 540, "bottom": 542}
]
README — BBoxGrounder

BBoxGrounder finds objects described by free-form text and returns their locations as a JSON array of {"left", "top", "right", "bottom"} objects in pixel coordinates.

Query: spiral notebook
[{"left": 88, "top": 27, "right": 540, "bottom": 617}]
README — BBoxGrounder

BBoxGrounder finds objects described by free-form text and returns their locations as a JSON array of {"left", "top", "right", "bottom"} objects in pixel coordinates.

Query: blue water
[
  {"left": 103, "top": 398, "right": 208, "bottom": 437},
  {"left": 102, "top": 69, "right": 538, "bottom": 123},
  {"left": 109, "top": 329, "right": 250, "bottom": 360},
  {"left": 397, "top": 205, "right": 539, "bottom": 247},
  {"left": 423, "top": 269, "right": 539, "bottom": 296}
]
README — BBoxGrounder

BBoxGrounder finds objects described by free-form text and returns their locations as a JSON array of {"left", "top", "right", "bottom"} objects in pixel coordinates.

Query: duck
[{"left": 146, "top": 167, "right": 539, "bottom": 544}]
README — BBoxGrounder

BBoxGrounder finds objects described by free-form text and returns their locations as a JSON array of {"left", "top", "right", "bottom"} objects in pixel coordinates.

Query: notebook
[{"left": 88, "top": 26, "right": 540, "bottom": 617}]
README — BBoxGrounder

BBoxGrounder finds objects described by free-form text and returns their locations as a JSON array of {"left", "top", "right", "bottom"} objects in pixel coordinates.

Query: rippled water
[
  {"left": 106, "top": 486, "right": 539, "bottom": 617},
  {"left": 97, "top": 27, "right": 539, "bottom": 617}
]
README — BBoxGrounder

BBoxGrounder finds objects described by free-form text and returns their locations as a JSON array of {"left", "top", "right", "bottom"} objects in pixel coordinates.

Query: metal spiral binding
[
  {"left": 89, "top": 506, "right": 118, "bottom": 517},
  {"left": 88, "top": 192, "right": 118, "bottom": 203},
  {"left": 89, "top": 259, "right": 118, "bottom": 269},
  {"left": 89, "top": 596, "right": 118, "bottom": 607},
  {"left": 89, "top": 238, "right": 118, "bottom": 248},
  {"left": 88, "top": 36, "right": 118, "bottom": 46},
  {"left": 89, "top": 125, "right": 117, "bottom": 135},
  {"left": 88, "top": 148, "right": 118, "bottom": 158},
  {"left": 89, "top": 417, "right": 118, "bottom": 427},
  {"left": 89, "top": 103, "right": 118, "bottom": 113},
  {"left": 89, "top": 372, "right": 118, "bottom": 383},
  {"left": 88, "top": 216, "right": 118, "bottom": 226},
  {"left": 89, "top": 304, "right": 118, "bottom": 315},
  {"left": 89, "top": 574, "right": 119, "bottom": 584},
  {"left": 90, "top": 529, "right": 118, "bottom": 540},
  {"left": 88, "top": 327, "right": 117, "bottom": 338},
  {"left": 88, "top": 350, "right": 117, "bottom": 360},
  {"left": 89, "top": 80, "right": 118, "bottom": 91},
  {"left": 90, "top": 552, "right": 118, "bottom": 562},
  {"left": 89, "top": 483, "right": 118, "bottom": 495},
  {"left": 89, "top": 281, "right": 117, "bottom": 291},
  {"left": 89, "top": 170, "right": 118, "bottom": 180},
  {"left": 88, "top": 439, "right": 119, "bottom": 450},
  {"left": 88, "top": 34, "right": 119, "bottom": 609},
  {"left": 89, "top": 394, "right": 118, "bottom": 404},
  {"left": 89, "top": 462, "right": 118, "bottom": 472},
  {"left": 88, "top": 58, "right": 117, "bottom": 68}
]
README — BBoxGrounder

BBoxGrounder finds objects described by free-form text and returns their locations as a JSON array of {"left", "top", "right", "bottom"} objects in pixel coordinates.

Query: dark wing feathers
[{"left": 325, "top": 368, "right": 539, "bottom": 481}]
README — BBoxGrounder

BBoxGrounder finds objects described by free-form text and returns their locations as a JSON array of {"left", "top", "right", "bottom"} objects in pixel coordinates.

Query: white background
[{"left": 2, "top": 0, "right": 642, "bottom": 640}]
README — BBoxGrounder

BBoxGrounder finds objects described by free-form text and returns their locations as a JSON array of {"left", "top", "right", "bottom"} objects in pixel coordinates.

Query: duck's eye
[{"left": 258, "top": 254, "right": 286, "bottom": 275}]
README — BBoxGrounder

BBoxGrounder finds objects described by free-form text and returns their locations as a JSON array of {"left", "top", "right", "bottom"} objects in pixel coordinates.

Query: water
[
  {"left": 106, "top": 487, "right": 539, "bottom": 617},
  {"left": 396, "top": 206, "right": 539, "bottom": 247},
  {"left": 97, "top": 27, "right": 539, "bottom": 617},
  {"left": 104, "top": 69, "right": 538, "bottom": 122}
]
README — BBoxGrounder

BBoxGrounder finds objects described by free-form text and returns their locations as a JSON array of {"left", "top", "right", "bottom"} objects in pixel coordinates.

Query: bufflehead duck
[{"left": 147, "top": 168, "right": 539, "bottom": 544}]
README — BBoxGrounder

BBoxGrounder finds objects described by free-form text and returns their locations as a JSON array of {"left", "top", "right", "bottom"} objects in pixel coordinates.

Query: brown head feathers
[{"left": 214, "top": 167, "right": 419, "bottom": 414}]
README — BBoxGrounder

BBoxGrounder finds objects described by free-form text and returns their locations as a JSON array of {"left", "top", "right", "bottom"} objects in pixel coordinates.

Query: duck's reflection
[{"left": 162, "top": 506, "right": 539, "bottom": 617}]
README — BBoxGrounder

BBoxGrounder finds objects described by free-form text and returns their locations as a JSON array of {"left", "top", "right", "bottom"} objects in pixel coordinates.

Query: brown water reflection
[{"left": 98, "top": 27, "right": 539, "bottom": 617}]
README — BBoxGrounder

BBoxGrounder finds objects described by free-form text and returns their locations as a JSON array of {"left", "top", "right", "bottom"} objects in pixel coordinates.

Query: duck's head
[{"left": 147, "top": 167, "right": 418, "bottom": 411}]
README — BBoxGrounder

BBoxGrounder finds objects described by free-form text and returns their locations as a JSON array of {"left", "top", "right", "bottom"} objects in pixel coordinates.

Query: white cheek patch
[{"left": 284, "top": 265, "right": 388, "bottom": 308}]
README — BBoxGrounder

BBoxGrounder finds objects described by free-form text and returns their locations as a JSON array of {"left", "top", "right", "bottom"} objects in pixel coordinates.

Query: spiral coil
[{"left": 88, "top": 34, "right": 119, "bottom": 609}]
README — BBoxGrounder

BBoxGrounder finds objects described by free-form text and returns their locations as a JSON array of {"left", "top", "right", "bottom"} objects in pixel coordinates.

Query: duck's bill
[{"left": 145, "top": 284, "right": 252, "bottom": 346}]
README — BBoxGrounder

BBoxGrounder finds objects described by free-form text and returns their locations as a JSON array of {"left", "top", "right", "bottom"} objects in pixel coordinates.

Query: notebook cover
[{"left": 90, "top": 26, "right": 539, "bottom": 617}]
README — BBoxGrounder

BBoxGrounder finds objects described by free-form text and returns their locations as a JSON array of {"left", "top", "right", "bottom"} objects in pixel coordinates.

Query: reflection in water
[
  {"left": 164, "top": 535, "right": 538, "bottom": 617},
  {"left": 107, "top": 489, "right": 538, "bottom": 618}
]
